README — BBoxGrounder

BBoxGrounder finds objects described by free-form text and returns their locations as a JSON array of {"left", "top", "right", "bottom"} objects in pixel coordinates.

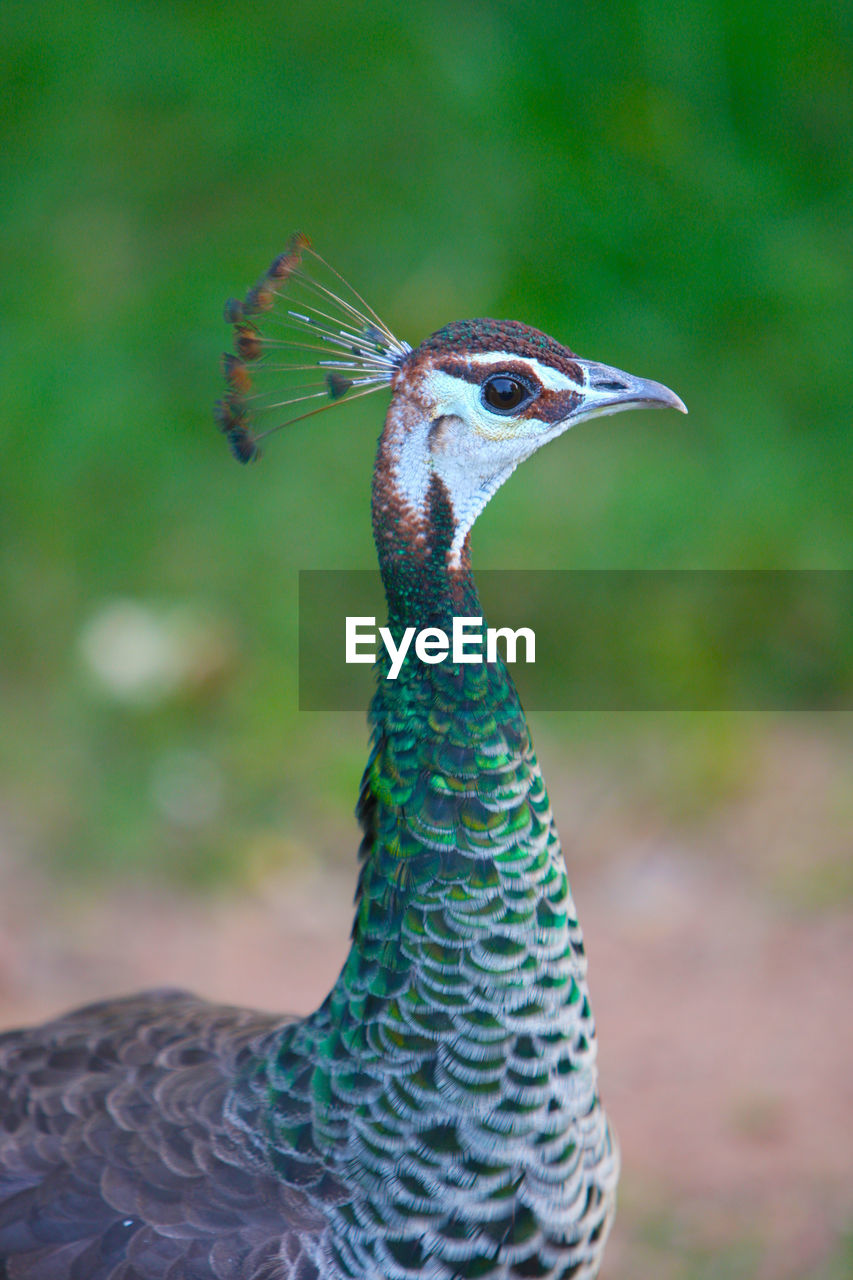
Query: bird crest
[{"left": 216, "top": 233, "right": 410, "bottom": 463}]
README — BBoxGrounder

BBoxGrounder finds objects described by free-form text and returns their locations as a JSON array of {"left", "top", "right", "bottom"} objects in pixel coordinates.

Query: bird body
[
  {"left": 0, "top": 992, "right": 320, "bottom": 1278},
  {"left": 0, "top": 239, "right": 685, "bottom": 1279}
]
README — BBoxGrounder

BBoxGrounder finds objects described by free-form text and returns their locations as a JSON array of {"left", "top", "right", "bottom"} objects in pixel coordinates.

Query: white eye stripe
[
  {"left": 465, "top": 352, "right": 584, "bottom": 392},
  {"left": 421, "top": 367, "right": 582, "bottom": 427}
]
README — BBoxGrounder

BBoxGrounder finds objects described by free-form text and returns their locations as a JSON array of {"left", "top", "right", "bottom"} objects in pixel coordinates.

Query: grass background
[{"left": 1, "top": 1, "right": 851, "bottom": 1275}]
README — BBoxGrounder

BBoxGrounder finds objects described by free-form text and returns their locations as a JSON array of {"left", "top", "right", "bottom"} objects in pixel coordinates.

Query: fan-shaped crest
[{"left": 216, "top": 234, "right": 410, "bottom": 463}]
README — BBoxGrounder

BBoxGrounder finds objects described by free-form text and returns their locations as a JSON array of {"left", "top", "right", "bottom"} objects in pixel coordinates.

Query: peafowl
[{"left": 0, "top": 236, "right": 686, "bottom": 1280}]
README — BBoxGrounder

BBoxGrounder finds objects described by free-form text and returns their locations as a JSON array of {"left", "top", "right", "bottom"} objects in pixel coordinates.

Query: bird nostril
[{"left": 594, "top": 379, "right": 628, "bottom": 392}]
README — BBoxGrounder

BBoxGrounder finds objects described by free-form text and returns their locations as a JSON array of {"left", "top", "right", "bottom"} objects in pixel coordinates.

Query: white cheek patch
[
  {"left": 470, "top": 412, "right": 542, "bottom": 444},
  {"left": 420, "top": 368, "right": 476, "bottom": 418},
  {"left": 424, "top": 404, "right": 549, "bottom": 567}
]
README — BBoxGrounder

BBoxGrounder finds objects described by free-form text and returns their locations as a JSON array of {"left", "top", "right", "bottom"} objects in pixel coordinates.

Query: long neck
[
  {"left": 245, "top": 394, "right": 613, "bottom": 1276},
  {"left": 348, "top": 395, "right": 526, "bottom": 939},
  {"left": 345, "top": 393, "right": 569, "bottom": 992}
]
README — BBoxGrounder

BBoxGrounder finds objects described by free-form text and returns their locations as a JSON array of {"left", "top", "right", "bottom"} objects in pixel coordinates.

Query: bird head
[{"left": 380, "top": 319, "right": 686, "bottom": 567}]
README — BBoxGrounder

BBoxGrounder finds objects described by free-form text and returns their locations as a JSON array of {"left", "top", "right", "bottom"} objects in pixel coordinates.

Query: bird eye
[{"left": 481, "top": 374, "right": 531, "bottom": 414}]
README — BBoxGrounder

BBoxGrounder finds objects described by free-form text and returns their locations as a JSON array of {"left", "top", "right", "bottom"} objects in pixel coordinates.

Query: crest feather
[{"left": 216, "top": 234, "right": 410, "bottom": 463}]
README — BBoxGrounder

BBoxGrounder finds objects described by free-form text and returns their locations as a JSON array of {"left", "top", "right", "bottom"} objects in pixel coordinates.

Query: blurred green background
[{"left": 1, "top": 1, "right": 852, "bottom": 1276}]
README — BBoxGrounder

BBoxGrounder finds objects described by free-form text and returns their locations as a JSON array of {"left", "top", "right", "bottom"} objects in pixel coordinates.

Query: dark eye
[{"left": 481, "top": 374, "right": 531, "bottom": 414}]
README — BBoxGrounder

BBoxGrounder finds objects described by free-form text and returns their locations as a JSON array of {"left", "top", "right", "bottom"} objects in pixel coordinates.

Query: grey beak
[{"left": 571, "top": 359, "right": 688, "bottom": 420}]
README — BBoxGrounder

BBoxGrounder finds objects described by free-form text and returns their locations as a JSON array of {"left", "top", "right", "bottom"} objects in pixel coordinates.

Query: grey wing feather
[{"left": 0, "top": 991, "right": 325, "bottom": 1280}]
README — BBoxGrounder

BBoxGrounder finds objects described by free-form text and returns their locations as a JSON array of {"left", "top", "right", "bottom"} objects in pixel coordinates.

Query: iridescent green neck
[
  {"left": 241, "top": 449, "right": 612, "bottom": 1280},
  {"left": 351, "top": 650, "right": 530, "bottom": 944},
  {"left": 357, "top": 401, "right": 538, "bottom": 961},
  {"left": 249, "top": 632, "right": 609, "bottom": 1276}
]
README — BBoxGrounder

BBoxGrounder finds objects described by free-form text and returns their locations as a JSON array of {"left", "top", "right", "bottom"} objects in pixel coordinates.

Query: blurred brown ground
[{"left": 1, "top": 723, "right": 851, "bottom": 1280}]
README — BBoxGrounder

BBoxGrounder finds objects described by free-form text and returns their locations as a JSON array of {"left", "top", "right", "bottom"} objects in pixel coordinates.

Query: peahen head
[
  {"left": 380, "top": 317, "right": 686, "bottom": 568},
  {"left": 217, "top": 235, "right": 686, "bottom": 575}
]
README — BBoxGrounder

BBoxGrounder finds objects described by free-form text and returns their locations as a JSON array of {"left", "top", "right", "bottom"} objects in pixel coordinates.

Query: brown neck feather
[{"left": 371, "top": 402, "right": 479, "bottom": 629}]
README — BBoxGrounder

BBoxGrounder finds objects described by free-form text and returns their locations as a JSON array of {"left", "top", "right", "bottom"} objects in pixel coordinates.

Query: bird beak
[{"left": 570, "top": 359, "right": 688, "bottom": 422}]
